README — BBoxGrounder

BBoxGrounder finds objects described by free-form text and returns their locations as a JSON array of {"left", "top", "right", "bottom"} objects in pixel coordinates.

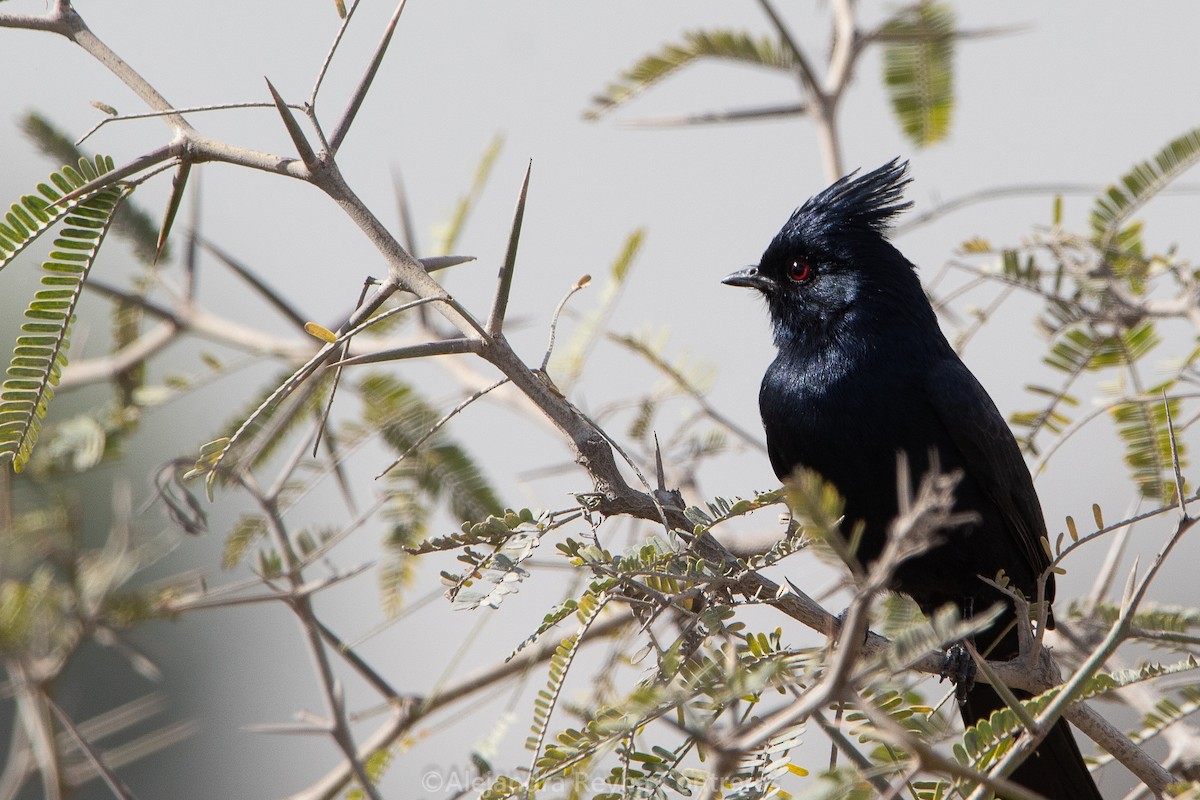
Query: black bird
[{"left": 724, "top": 160, "right": 1101, "bottom": 799}]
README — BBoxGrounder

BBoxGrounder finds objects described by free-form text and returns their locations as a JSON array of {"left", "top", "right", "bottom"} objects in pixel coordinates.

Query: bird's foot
[{"left": 939, "top": 642, "right": 976, "bottom": 705}]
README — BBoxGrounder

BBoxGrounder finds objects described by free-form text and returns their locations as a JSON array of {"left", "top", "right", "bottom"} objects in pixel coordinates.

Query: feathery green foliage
[
  {"left": 222, "top": 514, "right": 269, "bottom": 570},
  {"left": 959, "top": 131, "right": 1200, "bottom": 505},
  {"left": 1114, "top": 686, "right": 1200, "bottom": 763},
  {"left": 684, "top": 487, "right": 786, "bottom": 531},
  {"left": 0, "top": 568, "right": 72, "bottom": 653},
  {"left": 1090, "top": 127, "right": 1200, "bottom": 249},
  {"left": 0, "top": 154, "right": 118, "bottom": 274},
  {"left": 510, "top": 582, "right": 613, "bottom": 661},
  {"left": 953, "top": 656, "right": 1200, "bottom": 786},
  {"left": 792, "top": 770, "right": 876, "bottom": 800},
  {"left": 21, "top": 112, "right": 165, "bottom": 263},
  {"left": 446, "top": 525, "right": 541, "bottom": 612},
  {"left": 783, "top": 466, "right": 858, "bottom": 572},
  {"left": 873, "top": 603, "right": 1003, "bottom": 677},
  {"left": 1075, "top": 601, "right": 1200, "bottom": 638},
  {"left": 111, "top": 292, "right": 147, "bottom": 406},
  {"left": 526, "top": 636, "right": 811, "bottom": 793},
  {"left": 362, "top": 373, "right": 501, "bottom": 542},
  {"left": 408, "top": 507, "right": 543, "bottom": 554},
  {"left": 844, "top": 685, "right": 945, "bottom": 749},
  {"left": 344, "top": 748, "right": 396, "bottom": 800},
  {"left": 1012, "top": 317, "right": 1186, "bottom": 498},
  {"left": 585, "top": 30, "right": 796, "bottom": 120},
  {"left": 526, "top": 597, "right": 607, "bottom": 773},
  {"left": 357, "top": 373, "right": 502, "bottom": 610},
  {"left": 782, "top": 468, "right": 845, "bottom": 540},
  {"left": 1112, "top": 394, "right": 1184, "bottom": 501},
  {"left": 187, "top": 360, "right": 338, "bottom": 499},
  {"left": 1, "top": 157, "right": 128, "bottom": 472},
  {"left": 881, "top": 2, "right": 956, "bottom": 147}
]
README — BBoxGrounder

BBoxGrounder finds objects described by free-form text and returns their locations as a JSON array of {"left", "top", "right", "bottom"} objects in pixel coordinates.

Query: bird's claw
[{"left": 939, "top": 642, "right": 976, "bottom": 705}]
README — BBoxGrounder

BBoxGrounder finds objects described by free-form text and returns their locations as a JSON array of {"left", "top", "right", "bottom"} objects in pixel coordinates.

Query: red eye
[{"left": 788, "top": 259, "right": 813, "bottom": 282}]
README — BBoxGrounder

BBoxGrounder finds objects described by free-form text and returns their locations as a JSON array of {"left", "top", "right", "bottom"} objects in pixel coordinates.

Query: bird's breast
[{"left": 758, "top": 346, "right": 941, "bottom": 549}]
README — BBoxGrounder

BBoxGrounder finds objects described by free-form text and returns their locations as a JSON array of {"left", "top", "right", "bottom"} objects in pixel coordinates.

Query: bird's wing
[{"left": 926, "top": 358, "right": 1052, "bottom": 588}]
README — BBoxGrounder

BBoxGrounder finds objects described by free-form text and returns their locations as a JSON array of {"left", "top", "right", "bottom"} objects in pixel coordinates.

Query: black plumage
[{"left": 724, "top": 160, "right": 1101, "bottom": 799}]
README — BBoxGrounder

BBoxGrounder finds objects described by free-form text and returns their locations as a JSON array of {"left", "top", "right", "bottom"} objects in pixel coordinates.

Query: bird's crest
[{"left": 789, "top": 158, "right": 912, "bottom": 238}]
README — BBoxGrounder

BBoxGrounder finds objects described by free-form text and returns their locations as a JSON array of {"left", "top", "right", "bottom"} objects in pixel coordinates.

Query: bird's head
[{"left": 724, "top": 159, "right": 926, "bottom": 346}]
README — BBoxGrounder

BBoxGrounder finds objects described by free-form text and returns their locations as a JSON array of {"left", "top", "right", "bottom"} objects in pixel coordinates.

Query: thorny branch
[{"left": 0, "top": 0, "right": 721, "bottom": 793}]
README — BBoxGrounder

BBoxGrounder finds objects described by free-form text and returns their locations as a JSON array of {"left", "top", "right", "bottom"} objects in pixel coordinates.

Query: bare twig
[
  {"left": 75, "top": 102, "right": 303, "bottom": 146},
  {"left": 309, "top": 0, "right": 363, "bottom": 108},
  {"left": 540, "top": 276, "right": 592, "bottom": 371},
  {"left": 198, "top": 238, "right": 311, "bottom": 331},
  {"left": 621, "top": 101, "right": 807, "bottom": 128},
  {"left": 374, "top": 378, "right": 509, "bottom": 479},
  {"left": 290, "top": 612, "right": 634, "bottom": 800},
  {"left": 45, "top": 697, "right": 136, "bottom": 800},
  {"left": 239, "top": 473, "right": 381, "bottom": 800}
]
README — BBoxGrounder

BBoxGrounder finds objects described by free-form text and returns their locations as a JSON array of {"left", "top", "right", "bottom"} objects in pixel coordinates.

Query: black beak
[{"left": 722, "top": 265, "right": 773, "bottom": 292}]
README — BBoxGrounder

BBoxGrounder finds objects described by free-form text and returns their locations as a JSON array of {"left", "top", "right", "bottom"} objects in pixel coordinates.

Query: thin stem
[
  {"left": 199, "top": 239, "right": 310, "bottom": 330},
  {"left": 607, "top": 332, "right": 767, "bottom": 453},
  {"left": 621, "top": 101, "right": 807, "bottom": 128},
  {"left": 374, "top": 378, "right": 509, "bottom": 479},
  {"left": 291, "top": 613, "right": 634, "bottom": 800},
  {"left": 540, "top": 278, "right": 590, "bottom": 371},
  {"left": 310, "top": 0, "right": 364, "bottom": 108},
  {"left": 241, "top": 474, "right": 382, "bottom": 800},
  {"left": 811, "top": 710, "right": 891, "bottom": 795},
  {"left": 75, "top": 102, "right": 303, "bottom": 146},
  {"left": 852, "top": 688, "right": 1044, "bottom": 800},
  {"left": 311, "top": 619, "right": 401, "bottom": 704},
  {"left": 756, "top": 0, "right": 821, "bottom": 97},
  {"left": 989, "top": 510, "right": 1193, "bottom": 793},
  {"left": 330, "top": 337, "right": 481, "bottom": 368},
  {"left": 45, "top": 697, "right": 137, "bottom": 800}
]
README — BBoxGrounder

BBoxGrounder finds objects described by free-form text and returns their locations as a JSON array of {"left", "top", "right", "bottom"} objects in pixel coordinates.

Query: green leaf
[
  {"left": 1112, "top": 395, "right": 1186, "bottom": 501},
  {"left": 362, "top": 373, "right": 502, "bottom": 546},
  {"left": 21, "top": 113, "right": 165, "bottom": 263},
  {"left": 356, "top": 373, "right": 501, "bottom": 611},
  {"left": 508, "top": 582, "right": 613, "bottom": 662},
  {"left": 0, "top": 169, "right": 128, "bottom": 472},
  {"left": 378, "top": 553, "right": 415, "bottom": 618},
  {"left": 222, "top": 514, "right": 268, "bottom": 569},
  {"left": 782, "top": 467, "right": 848, "bottom": 562},
  {"left": 881, "top": 3, "right": 956, "bottom": 147},
  {"left": 0, "top": 155, "right": 115, "bottom": 275},
  {"left": 1071, "top": 600, "right": 1200, "bottom": 637},
  {"left": 527, "top": 597, "right": 608, "bottom": 783},
  {"left": 1090, "top": 127, "right": 1200, "bottom": 250},
  {"left": 585, "top": 30, "right": 796, "bottom": 120}
]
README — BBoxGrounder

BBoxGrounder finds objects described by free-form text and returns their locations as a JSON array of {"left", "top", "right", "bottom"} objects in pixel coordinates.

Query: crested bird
[{"left": 723, "top": 160, "right": 1102, "bottom": 799}]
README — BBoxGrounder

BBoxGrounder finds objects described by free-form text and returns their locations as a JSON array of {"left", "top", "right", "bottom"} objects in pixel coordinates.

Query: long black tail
[{"left": 960, "top": 680, "right": 1101, "bottom": 799}]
